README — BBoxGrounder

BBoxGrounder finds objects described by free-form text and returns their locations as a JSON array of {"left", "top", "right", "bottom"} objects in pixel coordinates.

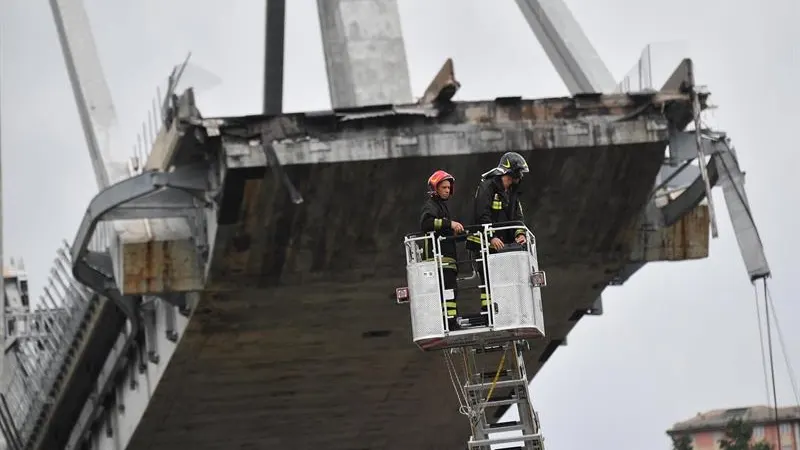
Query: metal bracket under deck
[
  {"left": 70, "top": 164, "right": 213, "bottom": 292},
  {"left": 612, "top": 130, "right": 770, "bottom": 285},
  {"left": 59, "top": 164, "right": 214, "bottom": 450}
]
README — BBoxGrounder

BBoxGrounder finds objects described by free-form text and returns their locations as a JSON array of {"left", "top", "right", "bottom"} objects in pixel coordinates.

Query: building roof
[
  {"left": 3, "top": 263, "right": 27, "bottom": 279},
  {"left": 668, "top": 406, "right": 800, "bottom": 434}
]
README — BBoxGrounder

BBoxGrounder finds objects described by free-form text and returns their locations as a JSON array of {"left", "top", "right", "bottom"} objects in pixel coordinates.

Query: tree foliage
[
  {"left": 718, "top": 418, "right": 772, "bottom": 450},
  {"left": 671, "top": 433, "right": 693, "bottom": 450}
]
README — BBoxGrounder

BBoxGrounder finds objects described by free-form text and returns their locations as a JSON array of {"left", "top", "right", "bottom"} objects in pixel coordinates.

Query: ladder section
[{"left": 445, "top": 341, "right": 544, "bottom": 450}]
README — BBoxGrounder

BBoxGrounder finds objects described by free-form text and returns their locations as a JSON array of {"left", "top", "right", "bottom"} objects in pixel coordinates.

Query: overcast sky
[{"left": 1, "top": 1, "right": 798, "bottom": 449}]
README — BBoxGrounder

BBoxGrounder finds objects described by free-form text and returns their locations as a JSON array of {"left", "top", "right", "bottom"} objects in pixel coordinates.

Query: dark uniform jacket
[
  {"left": 419, "top": 196, "right": 458, "bottom": 269},
  {"left": 467, "top": 176, "right": 526, "bottom": 250}
]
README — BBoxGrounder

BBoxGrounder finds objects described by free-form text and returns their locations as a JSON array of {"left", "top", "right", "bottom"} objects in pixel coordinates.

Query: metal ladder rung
[
  {"left": 468, "top": 433, "right": 543, "bottom": 448},
  {"left": 481, "top": 396, "right": 523, "bottom": 408},
  {"left": 477, "top": 369, "right": 511, "bottom": 380},
  {"left": 474, "top": 345, "right": 505, "bottom": 354},
  {"left": 487, "top": 421, "right": 527, "bottom": 433},
  {"left": 466, "top": 379, "right": 526, "bottom": 391}
]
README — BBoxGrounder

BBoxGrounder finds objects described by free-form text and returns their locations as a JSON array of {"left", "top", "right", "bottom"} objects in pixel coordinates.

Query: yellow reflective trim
[
  {"left": 434, "top": 218, "right": 443, "bottom": 231},
  {"left": 481, "top": 299, "right": 490, "bottom": 306},
  {"left": 491, "top": 201, "right": 503, "bottom": 210},
  {"left": 446, "top": 310, "right": 457, "bottom": 317},
  {"left": 445, "top": 301, "right": 457, "bottom": 308},
  {"left": 422, "top": 256, "right": 455, "bottom": 270},
  {"left": 480, "top": 293, "right": 489, "bottom": 299},
  {"left": 467, "top": 234, "right": 482, "bottom": 243}
]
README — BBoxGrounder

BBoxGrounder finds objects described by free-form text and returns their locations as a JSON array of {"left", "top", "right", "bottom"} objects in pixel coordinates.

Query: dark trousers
[
  {"left": 478, "top": 266, "right": 490, "bottom": 313},
  {"left": 442, "top": 267, "right": 458, "bottom": 318}
]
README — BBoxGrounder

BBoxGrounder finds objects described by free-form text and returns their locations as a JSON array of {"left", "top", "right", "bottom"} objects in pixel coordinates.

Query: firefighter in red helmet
[{"left": 419, "top": 170, "right": 464, "bottom": 330}]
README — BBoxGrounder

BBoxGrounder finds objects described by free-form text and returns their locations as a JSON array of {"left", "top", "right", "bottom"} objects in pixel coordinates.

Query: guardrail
[{"left": 0, "top": 242, "right": 97, "bottom": 449}]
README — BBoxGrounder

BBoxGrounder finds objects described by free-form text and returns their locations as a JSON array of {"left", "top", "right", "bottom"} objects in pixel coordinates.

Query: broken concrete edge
[
  {"left": 195, "top": 90, "right": 697, "bottom": 136},
  {"left": 144, "top": 125, "right": 171, "bottom": 172},
  {"left": 418, "top": 58, "right": 460, "bottom": 105},
  {"left": 218, "top": 117, "right": 669, "bottom": 172},
  {"left": 144, "top": 111, "right": 181, "bottom": 172},
  {"left": 216, "top": 93, "right": 694, "bottom": 172},
  {"left": 660, "top": 58, "right": 693, "bottom": 93},
  {"left": 144, "top": 87, "right": 198, "bottom": 172},
  {"left": 150, "top": 88, "right": 702, "bottom": 177},
  {"left": 153, "top": 85, "right": 704, "bottom": 172},
  {"left": 658, "top": 58, "right": 713, "bottom": 130}
]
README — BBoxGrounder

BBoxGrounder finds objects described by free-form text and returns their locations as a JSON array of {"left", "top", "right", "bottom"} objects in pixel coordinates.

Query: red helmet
[{"left": 427, "top": 170, "right": 455, "bottom": 196}]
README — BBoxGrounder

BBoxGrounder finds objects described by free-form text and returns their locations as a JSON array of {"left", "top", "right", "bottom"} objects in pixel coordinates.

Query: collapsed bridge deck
[
  {"left": 27, "top": 87, "right": 711, "bottom": 450},
  {"left": 114, "top": 91, "right": 708, "bottom": 450}
]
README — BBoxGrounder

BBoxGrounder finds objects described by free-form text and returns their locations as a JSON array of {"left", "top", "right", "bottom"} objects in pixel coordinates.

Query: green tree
[
  {"left": 671, "top": 433, "right": 693, "bottom": 450},
  {"left": 718, "top": 418, "right": 772, "bottom": 450}
]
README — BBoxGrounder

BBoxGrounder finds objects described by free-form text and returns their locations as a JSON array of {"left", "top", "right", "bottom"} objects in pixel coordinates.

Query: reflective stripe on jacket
[{"left": 419, "top": 196, "right": 458, "bottom": 269}]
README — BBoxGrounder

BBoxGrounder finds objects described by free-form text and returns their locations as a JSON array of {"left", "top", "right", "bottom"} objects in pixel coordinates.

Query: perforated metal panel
[
  {"left": 487, "top": 251, "right": 544, "bottom": 336},
  {"left": 527, "top": 237, "right": 546, "bottom": 334},
  {"left": 407, "top": 261, "right": 445, "bottom": 343}
]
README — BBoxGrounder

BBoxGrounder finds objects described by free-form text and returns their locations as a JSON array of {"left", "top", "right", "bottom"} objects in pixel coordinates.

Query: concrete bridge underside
[{"left": 107, "top": 92, "right": 707, "bottom": 449}]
